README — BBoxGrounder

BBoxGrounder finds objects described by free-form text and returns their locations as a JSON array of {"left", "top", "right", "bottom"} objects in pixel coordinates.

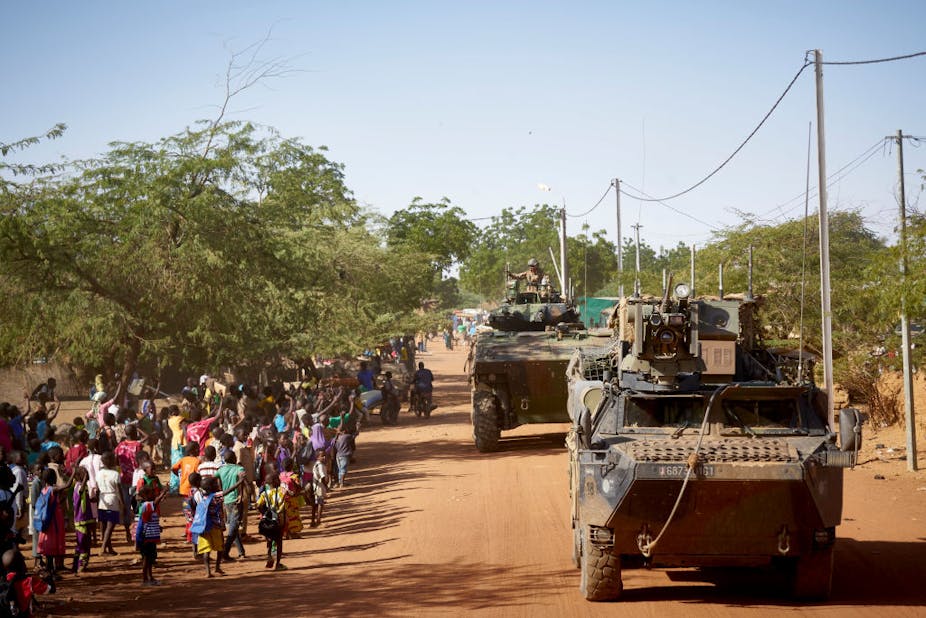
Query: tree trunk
[{"left": 119, "top": 337, "right": 141, "bottom": 402}]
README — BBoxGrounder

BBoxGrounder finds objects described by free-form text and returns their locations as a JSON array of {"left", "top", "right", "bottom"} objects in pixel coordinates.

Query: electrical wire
[
  {"left": 468, "top": 183, "right": 614, "bottom": 223},
  {"left": 566, "top": 184, "right": 612, "bottom": 218},
  {"left": 757, "top": 137, "right": 888, "bottom": 221},
  {"left": 822, "top": 50, "right": 926, "bottom": 66},
  {"left": 627, "top": 61, "right": 812, "bottom": 203},
  {"left": 619, "top": 181, "right": 720, "bottom": 230}
]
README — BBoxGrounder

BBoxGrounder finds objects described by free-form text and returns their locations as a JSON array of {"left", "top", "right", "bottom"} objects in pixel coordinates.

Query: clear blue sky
[{"left": 4, "top": 1, "right": 925, "bottom": 254}]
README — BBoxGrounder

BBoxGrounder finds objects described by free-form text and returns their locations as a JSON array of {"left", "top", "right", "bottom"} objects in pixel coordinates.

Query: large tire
[
  {"left": 472, "top": 390, "right": 500, "bottom": 453},
  {"left": 579, "top": 530, "right": 623, "bottom": 601},
  {"left": 572, "top": 522, "right": 582, "bottom": 569},
  {"left": 790, "top": 546, "right": 834, "bottom": 600}
]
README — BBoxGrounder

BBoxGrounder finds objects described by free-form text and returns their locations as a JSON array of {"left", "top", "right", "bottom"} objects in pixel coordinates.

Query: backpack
[
  {"left": 257, "top": 490, "right": 281, "bottom": 537},
  {"left": 32, "top": 490, "right": 55, "bottom": 534},
  {"left": 189, "top": 493, "right": 214, "bottom": 536}
]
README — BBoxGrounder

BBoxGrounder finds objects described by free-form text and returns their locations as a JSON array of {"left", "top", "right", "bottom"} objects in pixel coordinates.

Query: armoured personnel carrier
[
  {"left": 566, "top": 281, "right": 864, "bottom": 601},
  {"left": 468, "top": 276, "right": 593, "bottom": 452}
]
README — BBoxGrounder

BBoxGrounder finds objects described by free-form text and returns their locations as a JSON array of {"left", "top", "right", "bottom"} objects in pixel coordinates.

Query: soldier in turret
[{"left": 510, "top": 258, "right": 544, "bottom": 292}]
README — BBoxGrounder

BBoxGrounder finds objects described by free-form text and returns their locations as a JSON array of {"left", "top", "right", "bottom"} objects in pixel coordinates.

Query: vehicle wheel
[
  {"left": 790, "top": 546, "right": 834, "bottom": 600},
  {"left": 423, "top": 395, "right": 431, "bottom": 418},
  {"left": 572, "top": 522, "right": 582, "bottom": 569},
  {"left": 579, "top": 530, "right": 623, "bottom": 601},
  {"left": 472, "top": 390, "right": 500, "bottom": 453}
]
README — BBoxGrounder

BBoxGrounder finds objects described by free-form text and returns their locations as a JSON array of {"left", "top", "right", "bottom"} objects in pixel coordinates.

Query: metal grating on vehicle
[
  {"left": 577, "top": 346, "right": 614, "bottom": 381},
  {"left": 624, "top": 439, "right": 796, "bottom": 462}
]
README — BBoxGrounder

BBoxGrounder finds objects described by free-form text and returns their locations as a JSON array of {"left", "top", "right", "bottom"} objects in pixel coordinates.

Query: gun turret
[{"left": 619, "top": 282, "right": 704, "bottom": 392}]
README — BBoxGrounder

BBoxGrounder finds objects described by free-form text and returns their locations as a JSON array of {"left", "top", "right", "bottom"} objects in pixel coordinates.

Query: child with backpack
[
  {"left": 34, "top": 468, "right": 65, "bottom": 585},
  {"left": 135, "top": 482, "right": 168, "bottom": 586},
  {"left": 190, "top": 475, "right": 225, "bottom": 578},
  {"left": 256, "top": 471, "right": 286, "bottom": 570}
]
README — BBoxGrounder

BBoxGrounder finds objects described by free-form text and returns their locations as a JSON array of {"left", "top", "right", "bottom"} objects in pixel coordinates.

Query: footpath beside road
[{"left": 59, "top": 346, "right": 926, "bottom": 617}]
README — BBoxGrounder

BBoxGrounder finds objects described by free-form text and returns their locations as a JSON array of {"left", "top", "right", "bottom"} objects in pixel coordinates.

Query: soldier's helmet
[{"left": 527, "top": 258, "right": 539, "bottom": 267}]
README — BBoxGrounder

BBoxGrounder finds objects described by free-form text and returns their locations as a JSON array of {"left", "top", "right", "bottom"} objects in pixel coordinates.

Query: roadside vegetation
[{"left": 2, "top": 121, "right": 925, "bottom": 400}]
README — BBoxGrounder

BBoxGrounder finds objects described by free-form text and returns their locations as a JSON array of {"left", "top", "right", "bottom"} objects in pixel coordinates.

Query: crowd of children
[{"left": 0, "top": 372, "right": 366, "bottom": 613}]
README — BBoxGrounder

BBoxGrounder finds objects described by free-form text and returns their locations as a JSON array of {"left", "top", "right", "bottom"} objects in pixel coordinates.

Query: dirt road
[{"left": 53, "top": 346, "right": 926, "bottom": 617}]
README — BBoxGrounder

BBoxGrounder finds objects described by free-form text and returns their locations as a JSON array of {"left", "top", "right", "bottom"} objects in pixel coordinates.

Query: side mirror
[{"left": 839, "top": 408, "right": 866, "bottom": 452}]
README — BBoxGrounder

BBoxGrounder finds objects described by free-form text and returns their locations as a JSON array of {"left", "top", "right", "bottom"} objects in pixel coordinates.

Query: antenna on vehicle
[
  {"left": 746, "top": 245, "right": 754, "bottom": 302},
  {"left": 798, "top": 122, "right": 813, "bottom": 383},
  {"left": 718, "top": 263, "right": 724, "bottom": 299}
]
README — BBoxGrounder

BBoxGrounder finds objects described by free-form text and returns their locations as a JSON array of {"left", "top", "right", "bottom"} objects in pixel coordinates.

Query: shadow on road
[{"left": 612, "top": 537, "right": 926, "bottom": 607}]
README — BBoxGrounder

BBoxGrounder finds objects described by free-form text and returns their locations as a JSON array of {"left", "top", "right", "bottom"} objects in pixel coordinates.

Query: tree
[
  {"left": 459, "top": 204, "right": 562, "bottom": 299},
  {"left": 0, "top": 120, "right": 434, "bottom": 384},
  {"left": 386, "top": 197, "right": 477, "bottom": 274},
  {"left": 567, "top": 224, "right": 618, "bottom": 298}
]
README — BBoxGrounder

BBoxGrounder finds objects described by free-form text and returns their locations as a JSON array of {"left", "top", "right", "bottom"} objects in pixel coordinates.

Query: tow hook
[
  {"left": 637, "top": 524, "right": 654, "bottom": 558},
  {"left": 777, "top": 525, "right": 791, "bottom": 555}
]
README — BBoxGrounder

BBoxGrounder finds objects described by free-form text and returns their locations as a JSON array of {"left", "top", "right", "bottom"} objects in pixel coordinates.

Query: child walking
[
  {"left": 71, "top": 467, "right": 94, "bottom": 572},
  {"left": 135, "top": 483, "right": 168, "bottom": 586},
  {"left": 311, "top": 449, "right": 329, "bottom": 527},
  {"left": 96, "top": 451, "right": 123, "bottom": 556},
  {"left": 190, "top": 475, "right": 225, "bottom": 578},
  {"left": 256, "top": 472, "right": 286, "bottom": 571},
  {"left": 35, "top": 468, "right": 66, "bottom": 588}
]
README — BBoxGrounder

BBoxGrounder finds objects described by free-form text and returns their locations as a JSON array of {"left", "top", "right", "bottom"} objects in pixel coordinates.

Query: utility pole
[
  {"left": 632, "top": 223, "right": 642, "bottom": 297},
  {"left": 814, "top": 49, "right": 836, "bottom": 432},
  {"left": 613, "top": 178, "right": 624, "bottom": 298},
  {"left": 893, "top": 129, "right": 918, "bottom": 471}
]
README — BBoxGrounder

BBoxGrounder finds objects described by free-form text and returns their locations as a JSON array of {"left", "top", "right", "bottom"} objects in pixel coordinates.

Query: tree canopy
[{"left": 0, "top": 121, "right": 436, "bottom": 381}]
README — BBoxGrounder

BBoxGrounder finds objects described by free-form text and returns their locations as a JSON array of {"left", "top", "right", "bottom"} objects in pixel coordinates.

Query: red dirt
[{"left": 30, "top": 348, "right": 926, "bottom": 617}]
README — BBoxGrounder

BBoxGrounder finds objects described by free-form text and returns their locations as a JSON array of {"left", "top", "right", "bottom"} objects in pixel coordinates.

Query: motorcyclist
[{"left": 409, "top": 362, "right": 435, "bottom": 414}]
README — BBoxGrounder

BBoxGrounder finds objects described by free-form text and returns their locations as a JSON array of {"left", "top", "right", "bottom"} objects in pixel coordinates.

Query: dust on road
[{"left": 50, "top": 347, "right": 926, "bottom": 617}]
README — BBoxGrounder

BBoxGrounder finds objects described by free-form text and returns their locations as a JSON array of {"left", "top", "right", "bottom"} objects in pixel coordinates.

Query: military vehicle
[
  {"left": 468, "top": 275, "right": 594, "bottom": 452},
  {"left": 486, "top": 273, "right": 579, "bottom": 331},
  {"left": 566, "top": 280, "right": 864, "bottom": 601}
]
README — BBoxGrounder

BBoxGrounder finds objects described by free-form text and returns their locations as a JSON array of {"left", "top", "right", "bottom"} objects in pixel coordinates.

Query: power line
[
  {"left": 566, "top": 184, "right": 612, "bottom": 218},
  {"left": 629, "top": 61, "right": 812, "bottom": 203},
  {"left": 822, "top": 50, "right": 926, "bottom": 66},
  {"left": 619, "top": 181, "right": 720, "bottom": 230},
  {"left": 757, "top": 137, "right": 888, "bottom": 219},
  {"left": 468, "top": 183, "right": 614, "bottom": 223}
]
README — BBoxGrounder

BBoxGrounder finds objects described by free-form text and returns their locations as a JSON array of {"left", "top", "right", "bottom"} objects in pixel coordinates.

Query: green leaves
[{"left": 0, "top": 122, "right": 439, "bottom": 375}]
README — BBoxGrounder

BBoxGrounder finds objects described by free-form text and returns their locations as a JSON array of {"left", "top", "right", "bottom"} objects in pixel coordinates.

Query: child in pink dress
[{"left": 35, "top": 468, "right": 65, "bottom": 586}]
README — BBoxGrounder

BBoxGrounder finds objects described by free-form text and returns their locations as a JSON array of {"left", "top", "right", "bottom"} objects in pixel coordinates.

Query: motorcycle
[
  {"left": 359, "top": 389, "right": 400, "bottom": 426},
  {"left": 409, "top": 387, "right": 433, "bottom": 418}
]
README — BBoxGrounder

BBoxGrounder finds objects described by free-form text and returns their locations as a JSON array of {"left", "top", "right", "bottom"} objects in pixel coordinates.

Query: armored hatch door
[{"left": 505, "top": 333, "right": 572, "bottom": 425}]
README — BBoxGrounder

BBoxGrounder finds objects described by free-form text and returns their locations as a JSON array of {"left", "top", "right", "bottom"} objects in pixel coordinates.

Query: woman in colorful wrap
[{"left": 279, "top": 458, "right": 303, "bottom": 538}]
